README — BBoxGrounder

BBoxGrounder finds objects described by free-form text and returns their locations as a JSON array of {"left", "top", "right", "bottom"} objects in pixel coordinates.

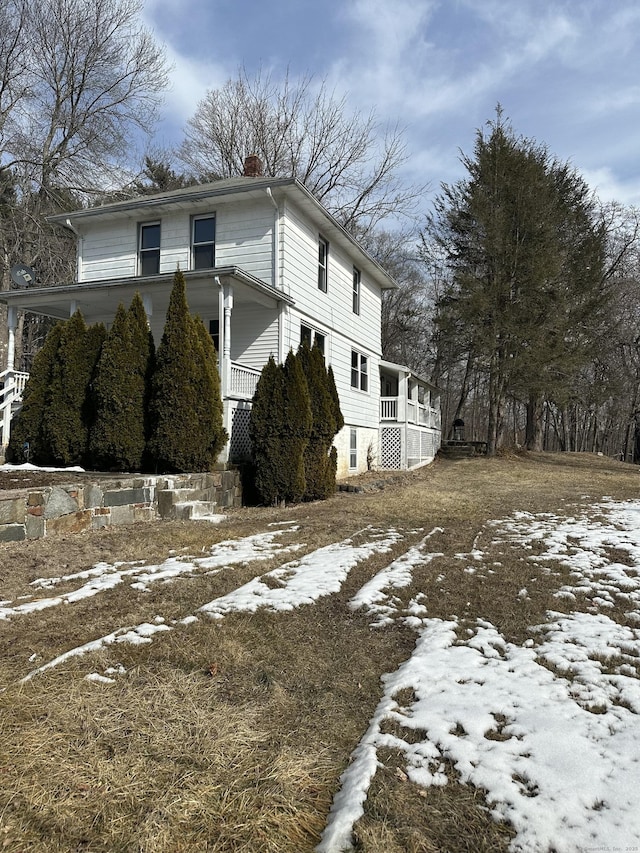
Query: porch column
[
  {"left": 6, "top": 306, "right": 16, "bottom": 373},
  {"left": 2, "top": 306, "right": 17, "bottom": 450},
  {"left": 397, "top": 372, "right": 408, "bottom": 424},
  {"left": 222, "top": 282, "right": 233, "bottom": 398}
]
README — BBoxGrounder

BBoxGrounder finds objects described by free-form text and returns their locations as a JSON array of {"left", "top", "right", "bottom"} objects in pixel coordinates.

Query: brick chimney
[{"left": 243, "top": 154, "right": 264, "bottom": 178}]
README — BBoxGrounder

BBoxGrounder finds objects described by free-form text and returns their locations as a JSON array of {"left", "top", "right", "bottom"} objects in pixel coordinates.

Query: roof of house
[{"left": 48, "top": 176, "right": 399, "bottom": 292}]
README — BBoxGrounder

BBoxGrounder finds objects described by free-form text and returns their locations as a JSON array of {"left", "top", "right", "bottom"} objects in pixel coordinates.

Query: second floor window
[
  {"left": 352, "top": 267, "right": 361, "bottom": 314},
  {"left": 318, "top": 236, "right": 329, "bottom": 292},
  {"left": 139, "top": 222, "right": 160, "bottom": 276},
  {"left": 193, "top": 215, "right": 216, "bottom": 269}
]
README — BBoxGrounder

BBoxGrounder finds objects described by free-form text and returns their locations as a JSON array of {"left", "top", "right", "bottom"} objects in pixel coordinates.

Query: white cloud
[{"left": 581, "top": 166, "right": 640, "bottom": 208}]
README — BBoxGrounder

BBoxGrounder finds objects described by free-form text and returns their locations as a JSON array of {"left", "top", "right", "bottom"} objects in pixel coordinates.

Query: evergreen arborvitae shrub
[
  {"left": 89, "top": 301, "right": 149, "bottom": 471},
  {"left": 281, "top": 349, "right": 312, "bottom": 502},
  {"left": 128, "top": 291, "right": 156, "bottom": 464},
  {"left": 298, "top": 342, "right": 339, "bottom": 500},
  {"left": 249, "top": 355, "right": 286, "bottom": 505},
  {"left": 327, "top": 364, "right": 345, "bottom": 433},
  {"left": 7, "top": 322, "right": 64, "bottom": 465},
  {"left": 148, "top": 270, "right": 227, "bottom": 472},
  {"left": 193, "top": 315, "right": 228, "bottom": 464},
  {"left": 42, "top": 311, "right": 106, "bottom": 466}
]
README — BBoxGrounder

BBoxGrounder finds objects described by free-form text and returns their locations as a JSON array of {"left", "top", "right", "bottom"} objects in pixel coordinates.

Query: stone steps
[{"left": 173, "top": 501, "right": 219, "bottom": 521}]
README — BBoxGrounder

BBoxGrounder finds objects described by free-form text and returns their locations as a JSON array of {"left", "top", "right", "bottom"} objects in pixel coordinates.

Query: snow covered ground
[{"left": 4, "top": 496, "right": 640, "bottom": 852}]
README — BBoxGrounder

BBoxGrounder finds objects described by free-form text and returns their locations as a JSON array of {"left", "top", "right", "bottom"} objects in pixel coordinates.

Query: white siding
[
  {"left": 231, "top": 305, "right": 279, "bottom": 367},
  {"left": 79, "top": 198, "right": 275, "bottom": 283},
  {"left": 280, "top": 199, "right": 382, "bottom": 433},
  {"left": 80, "top": 221, "right": 136, "bottom": 281},
  {"left": 216, "top": 199, "right": 274, "bottom": 283}
]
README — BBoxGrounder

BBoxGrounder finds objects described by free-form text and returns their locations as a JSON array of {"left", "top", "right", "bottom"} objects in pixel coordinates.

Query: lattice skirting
[
  {"left": 381, "top": 426, "right": 441, "bottom": 470},
  {"left": 380, "top": 427, "right": 403, "bottom": 469},
  {"left": 228, "top": 402, "right": 252, "bottom": 462}
]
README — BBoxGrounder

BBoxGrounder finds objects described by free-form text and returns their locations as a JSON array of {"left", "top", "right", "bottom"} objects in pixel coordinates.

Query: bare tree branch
[{"left": 178, "top": 66, "right": 426, "bottom": 237}]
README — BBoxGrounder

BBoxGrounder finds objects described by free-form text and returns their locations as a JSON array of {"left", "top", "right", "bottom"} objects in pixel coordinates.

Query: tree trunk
[
  {"left": 525, "top": 392, "right": 544, "bottom": 451},
  {"left": 449, "top": 350, "right": 475, "bottom": 439}
]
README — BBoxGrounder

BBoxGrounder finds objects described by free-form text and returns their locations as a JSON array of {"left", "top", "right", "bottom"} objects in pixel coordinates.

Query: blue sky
[{"left": 142, "top": 0, "right": 640, "bottom": 216}]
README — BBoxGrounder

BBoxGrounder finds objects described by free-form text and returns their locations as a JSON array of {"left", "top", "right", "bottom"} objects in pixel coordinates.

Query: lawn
[{"left": 1, "top": 451, "right": 640, "bottom": 852}]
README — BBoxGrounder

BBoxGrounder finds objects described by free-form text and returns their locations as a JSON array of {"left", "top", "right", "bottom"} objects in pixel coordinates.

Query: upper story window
[
  {"left": 192, "top": 215, "right": 216, "bottom": 269},
  {"left": 351, "top": 350, "right": 368, "bottom": 392},
  {"left": 318, "top": 235, "right": 329, "bottom": 292},
  {"left": 352, "top": 267, "right": 361, "bottom": 314},
  {"left": 139, "top": 222, "right": 160, "bottom": 276}
]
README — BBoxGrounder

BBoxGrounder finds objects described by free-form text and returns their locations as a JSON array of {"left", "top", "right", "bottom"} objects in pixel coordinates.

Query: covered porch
[
  {"left": 378, "top": 360, "right": 442, "bottom": 469},
  {"left": 0, "top": 267, "right": 293, "bottom": 460}
]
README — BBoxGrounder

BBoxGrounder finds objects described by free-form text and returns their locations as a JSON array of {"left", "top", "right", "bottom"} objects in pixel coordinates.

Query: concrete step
[
  {"left": 173, "top": 501, "right": 219, "bottom": 521},
  {"left": 157, "top": 488, "right": 212, "bottom": 518}
]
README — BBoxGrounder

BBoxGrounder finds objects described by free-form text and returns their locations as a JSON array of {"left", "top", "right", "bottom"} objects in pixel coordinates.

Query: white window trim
[
  {"left": 352, "top": 266, "right": 361, "bottom": 315},
  {"left": 349, "top": 428, "right": 357, "bottom": 469},
  {"left": 192, "top": 214, "right": 216, "bottom": 270},
  {"left": 138, "top": 221, "right": 161, "bottom": 276},
  {"left": 351, "top": 350, "right": 369, "bottom": 393},
  {"left": 318, "top": 235, "right": 329, "bottom": 292},
  {"left": 300, "top": 323, "right": 328, "bottom": 357}
]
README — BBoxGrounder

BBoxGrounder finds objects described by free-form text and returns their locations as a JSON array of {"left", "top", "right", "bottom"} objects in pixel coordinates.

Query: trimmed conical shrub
[
  {"left": 148, "top": 270, "right": 226, "bottom": 472},
  {"left": 282, "top": 349, "right": 312, "bottom": 503},
  {"left": 7, "top": 322, "right": 65, "bottom": 465},
  {"left": 128, "top": 291, "right": 156, "bottom": 458},
  {"left": 298, "top": 342, "right": 340, "bottom": 500},
  {"left": 249, "top": 355, "right": 286, "bottom": 505},
  {"left": 193, "top": 315, "right": 228, "bottom": 463},
  {"left": 89, "top": 301, "right": 147, "bottom": 471},
  {"left": 327, "top": 364, "right": 344, "bottom": 433},
  {"left": 42, "top": 311, "right": 106, "bottom": 466}
]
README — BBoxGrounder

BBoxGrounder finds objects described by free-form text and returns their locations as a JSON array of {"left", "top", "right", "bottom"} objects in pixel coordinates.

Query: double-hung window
[
  {"left": 192, "top": 215, "right": 216, "bottom": 269},
  {"left": 352, "top": 267, "right": 361, "bottom": 315},
  {"left": 318, "top": 235, "right": 329, "bottom": 292},
  {"left": 139, "top": 222, "right": 160, "bottom": 276},
  {"left": 351, "top": 350, "right": 368, "bottom": 392},
  {"left": 300, "top": 324, "right": 326, "bottom": 356}
]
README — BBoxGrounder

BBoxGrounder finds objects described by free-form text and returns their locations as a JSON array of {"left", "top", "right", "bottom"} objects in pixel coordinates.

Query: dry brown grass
[{"left": 1, "top": 451, "right": 639, "bottom": 851}]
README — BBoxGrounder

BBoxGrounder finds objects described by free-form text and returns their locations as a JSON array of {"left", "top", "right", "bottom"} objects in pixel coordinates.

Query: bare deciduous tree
[
  {"left": 1, "top": 0, "right": 169, "bottom": 193},
  {"left": 179, "top": 66, "right": 424, "bottom": 236}
]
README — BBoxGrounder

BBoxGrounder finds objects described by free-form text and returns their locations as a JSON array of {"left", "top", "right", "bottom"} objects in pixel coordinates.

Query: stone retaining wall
[{"left": 0, "top": 470, "right": 242, "bottom": 542}]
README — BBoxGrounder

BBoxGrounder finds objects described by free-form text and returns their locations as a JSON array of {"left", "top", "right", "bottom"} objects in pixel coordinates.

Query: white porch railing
[
  {"left": 380, "top": 397, "right": 398, "bottom": 420},
  {"left": 229, "top": 361, "right": 262, "bottom": 399},
  {"left": 381, "top": 396, "right": 441, "bottom": 430},
  {"left": 0, "top": 369, "right": 30, "bottom": 449}
]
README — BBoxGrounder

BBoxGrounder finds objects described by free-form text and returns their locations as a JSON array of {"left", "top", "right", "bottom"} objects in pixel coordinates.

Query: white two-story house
[{"left": 0, "top": 159, "right": 441, "bottom": 476}]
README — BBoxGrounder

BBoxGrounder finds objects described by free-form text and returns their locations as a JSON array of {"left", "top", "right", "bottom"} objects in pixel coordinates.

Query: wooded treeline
[{"left": 2, "top": 0, "right": 640, "bottom": 461}]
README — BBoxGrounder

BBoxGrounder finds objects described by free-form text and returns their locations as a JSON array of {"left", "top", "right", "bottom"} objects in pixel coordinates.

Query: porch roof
[
  {"left": 0, "top": 266, "right": 294, "bottom": 327},
  {"left": 380, "top": 359, "right": 441, "bottom": 393}
]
